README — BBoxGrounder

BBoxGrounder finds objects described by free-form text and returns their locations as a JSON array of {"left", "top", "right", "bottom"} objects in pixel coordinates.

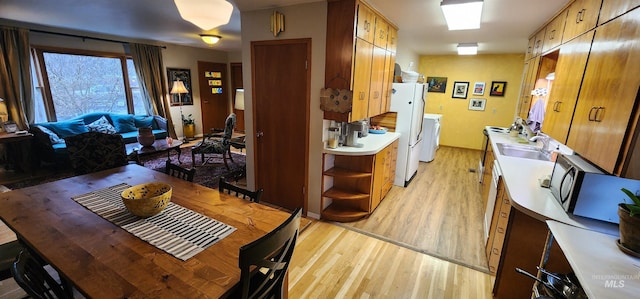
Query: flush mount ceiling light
[
  {"left": 441, "top": 0, "right": 484, "bottom": 30},
  {"left": 457, "top": 43, "right": 478, "bottom": 55},
  {"left": 200, "top": 34, "right": 222, "bottom": 45},
  {"left": 174, "top": 0, "right": 233, "bottom": 30}
]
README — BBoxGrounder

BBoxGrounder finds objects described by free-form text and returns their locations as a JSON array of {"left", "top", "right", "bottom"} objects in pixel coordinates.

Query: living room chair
[
  {"left": 64, "top": 132, "right": 128, "bottom": 175},
  {"left": 11, "top": 249, "right": 73, "bottom": 299},
  {"left": 191, "top": 113, "right": 236, "bottom": 169},
  {"left": 165, "top": 160, "right": 196, "bottom": 182},
  {"left": 218, "top": 177, "right": 263, "bottom": 203},
  {"left": 233, "top": 208, "right": 302, "bottom": 299}
]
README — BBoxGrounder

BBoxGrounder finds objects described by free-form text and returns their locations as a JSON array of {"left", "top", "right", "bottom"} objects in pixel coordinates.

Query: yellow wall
[{"left": 418, "top": 54, "right": 525, "bottom": 150}]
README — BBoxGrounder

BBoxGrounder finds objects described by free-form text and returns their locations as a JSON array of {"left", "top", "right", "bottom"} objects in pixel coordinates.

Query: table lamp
[{"left": 170, "top": 80, "right": 189, "bottom": 140}]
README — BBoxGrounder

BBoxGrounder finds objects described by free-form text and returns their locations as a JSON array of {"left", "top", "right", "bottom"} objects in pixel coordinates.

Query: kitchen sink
[{"left": 496, "top": 143, "right": 551, "bottom": 161}]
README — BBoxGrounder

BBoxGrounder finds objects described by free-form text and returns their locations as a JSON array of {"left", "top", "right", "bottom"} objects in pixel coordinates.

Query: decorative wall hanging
[
  {"left": 452, "top": 81, "right": 469, "bottom": 99},
  {"left": 490, "top": 81, "right": 507, "bottom": 96},
  {"left": 167, "top": 68, "right": 193, "bottom": 106},
  {"left": 271, "top": 11, "right": 285, "bottom": 37},
  {"left": 469, "top": 98, "right": 486, "bottom": 111},
  {"left": 473, "top": 82, "right": 485, "bottom": 95},
  {"left": 320, "top": 88, "right": 352, "bottom": 113},
  {"left": 426, "top": 76, "right": 447, "bottom": 93}
]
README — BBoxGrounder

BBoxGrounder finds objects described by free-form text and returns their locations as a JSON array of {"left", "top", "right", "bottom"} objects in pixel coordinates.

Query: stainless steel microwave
[{"left": 549, "top": 153, "right": 640, "bottom": 224}]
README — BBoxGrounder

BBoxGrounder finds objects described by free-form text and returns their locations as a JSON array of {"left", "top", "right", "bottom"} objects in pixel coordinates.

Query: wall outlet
[{"left": 492, "top": 108, "right": 497, "bottom": 114}]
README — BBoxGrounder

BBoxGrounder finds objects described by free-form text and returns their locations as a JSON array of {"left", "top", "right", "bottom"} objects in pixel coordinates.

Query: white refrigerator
[{"left": 389, "top": 83, "right": 426, "bottom": 187}]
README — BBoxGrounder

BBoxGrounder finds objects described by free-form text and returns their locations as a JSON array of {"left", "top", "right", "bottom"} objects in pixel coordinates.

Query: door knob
[{"left": 256, "top": 131, "right": 264, "bottom": 138}]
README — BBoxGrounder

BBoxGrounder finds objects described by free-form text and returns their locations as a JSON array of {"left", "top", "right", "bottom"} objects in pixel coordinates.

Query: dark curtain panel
[
  {"left": 129, "top": 43, "right": 177, "bottom": 138},
  {"left": 0, "top": 26, "right": 34, "bottom": 129}
]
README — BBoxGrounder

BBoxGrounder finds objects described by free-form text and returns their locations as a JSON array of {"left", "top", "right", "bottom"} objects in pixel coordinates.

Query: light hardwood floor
[{"left": 339, "top": 146, "right": 488, "bottom": 271}]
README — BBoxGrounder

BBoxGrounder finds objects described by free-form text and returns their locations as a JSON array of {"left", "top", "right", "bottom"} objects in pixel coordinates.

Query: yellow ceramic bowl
[{"left": 121, "top": 182, "right": 172, "bottom": 217}]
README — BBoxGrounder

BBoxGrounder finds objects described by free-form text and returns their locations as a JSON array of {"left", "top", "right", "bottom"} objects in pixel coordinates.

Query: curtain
[
  {"left": 0, "top": 26, "right": 34, "bottom": 129},
  {"left": 129, "top": 43, "right": 177, "bottom": 138}
]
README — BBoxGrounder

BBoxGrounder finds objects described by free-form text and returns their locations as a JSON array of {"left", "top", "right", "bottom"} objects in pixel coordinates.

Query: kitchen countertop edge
[{"left": 323, "top": 132, "right": 401, "bottom": 156}]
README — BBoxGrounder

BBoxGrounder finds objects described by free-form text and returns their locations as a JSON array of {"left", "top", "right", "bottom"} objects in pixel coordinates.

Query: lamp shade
[
  {"left": 234, "top": 89, "right": 245, "bottom": 110},
  {"left": 170, "top": 80, "right": 188, "bottom": 94},
  {"left": 441, "top": 0, "right": 484, "bottom": 30},
  {"left": 174, "top": 0, "right": 233, "bottom": 30}
]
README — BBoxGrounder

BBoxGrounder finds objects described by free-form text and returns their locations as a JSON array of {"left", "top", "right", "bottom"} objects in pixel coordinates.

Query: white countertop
[
  {"left": 323, "top": 132, "right": 400, "bottom": 156},
  {"left": 487, "top": 128, "right": 619, "bottom": 236},
  {"left": 547, "top": 220, "right": 640, "bottom": 299}
]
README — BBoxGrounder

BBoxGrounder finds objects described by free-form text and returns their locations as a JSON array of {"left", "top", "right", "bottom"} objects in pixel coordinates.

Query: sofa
[{"left": 30, "top": 112, "right": 168, "bottom": 165}]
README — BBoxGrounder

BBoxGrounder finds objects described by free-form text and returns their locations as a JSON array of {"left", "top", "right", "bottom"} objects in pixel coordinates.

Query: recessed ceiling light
[
  {"left": 441, "top": 0, "right": 484, "bottom": 31},
  {"left": 457, "top": 43, "right": 478, "bottom": 55}
]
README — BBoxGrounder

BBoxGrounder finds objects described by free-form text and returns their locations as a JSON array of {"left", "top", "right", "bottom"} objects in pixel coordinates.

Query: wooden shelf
[
  {"left": 321, "top": 203, "right": 369, "bottom": 222},
  {"left": 323, "top": 167, "right": 372, "bottom": 178},
  {"left": 322, "top": 187, "right": 370, "bottom": 201}
]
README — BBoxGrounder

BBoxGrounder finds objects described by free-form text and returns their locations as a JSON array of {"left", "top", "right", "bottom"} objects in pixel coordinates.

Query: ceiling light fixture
[
  {"left": 174, "top": 0, "right": 233, "bottom": 30},
  {"left": 457, "top": 43, "right": 478, "bottom": 55},
  {"left": 441, "top": 0, "right": 484, "bottom": 30},
  {"left": 200, "top": 34, "right": 222, "bottom": 45}
]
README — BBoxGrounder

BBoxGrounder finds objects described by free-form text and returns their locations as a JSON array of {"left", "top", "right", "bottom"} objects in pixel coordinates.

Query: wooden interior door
[
  {"left": 197, "top": 61, "right": 228, "bottom": 133},
  {"left": 251, "top": 39, "right": 310, "bottom": 211}
]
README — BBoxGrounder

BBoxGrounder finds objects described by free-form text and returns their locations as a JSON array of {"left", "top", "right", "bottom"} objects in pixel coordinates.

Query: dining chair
[
  {"left": 64, "top": 132, "right": 128, "bottom": 175},
  {"left": 0, "top": 240, "right": 22, "bottom": 280},
  {"left": 11, "top": 249, "right": 73, "bottom": 299},
  {"left": 191, "top": 113, "right": 236, "bottom": 169},
  {"left": 234, "top": 208, "right": 302, "bottom": 299},
  {"left": 165, "top": 160, "right": 196, "bottom": 182},
  {"left": 218, "top": 177, "right": 263, "bottom": 203}
]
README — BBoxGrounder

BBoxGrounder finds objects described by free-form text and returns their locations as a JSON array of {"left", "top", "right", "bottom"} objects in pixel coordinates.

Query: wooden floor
[{"left": 340, "top": 146, "right": 488, "bottom": 271}]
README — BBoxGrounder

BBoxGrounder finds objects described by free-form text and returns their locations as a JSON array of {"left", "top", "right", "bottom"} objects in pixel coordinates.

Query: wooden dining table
[{"left": 0, "top": 164, "right": 294, "bottom": 298}]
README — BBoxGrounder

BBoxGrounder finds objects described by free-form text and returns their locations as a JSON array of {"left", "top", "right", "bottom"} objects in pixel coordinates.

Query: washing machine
[{"left": 419, "top": 114, "right": 442, "bottom": 162}]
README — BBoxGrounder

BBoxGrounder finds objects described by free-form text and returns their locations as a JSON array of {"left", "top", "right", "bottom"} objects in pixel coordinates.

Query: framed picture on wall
[
  {"left": 473, "top": 82, "right": 485, "bottom": 95},
  {"left": 167, "top": 68, "right": 193, "bottom": 106},
  {"left": 469, "top": 98, "right": 486, "bottom": 111},
  {"left": 452, "top": 81, "right": 469, "bottom": 99},
  {"left": 490, "top": 81, "right": 507, "bottom": 97},
  {"left": 426, "top": 76, "right": 448, "bottom": 93}
]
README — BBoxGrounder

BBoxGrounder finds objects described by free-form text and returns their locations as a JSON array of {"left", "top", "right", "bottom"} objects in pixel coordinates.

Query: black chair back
[
  {"left": 238, "top": 208, "right": 302, "bottom": 299},
  {"left": 0, "top": 240, "right": 22, "bottom": 280},
  {"left": 11, "top": 249, "right": 72, "bottom": 299},
  {"left": 218, "top": 177, "right": 262, "bottom": 203},
  {"left": 165, "top": 161, "right": 196, "bottom": 182}
]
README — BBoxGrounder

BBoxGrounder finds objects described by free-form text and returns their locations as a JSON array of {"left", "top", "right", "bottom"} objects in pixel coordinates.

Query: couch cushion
[
  {"left": 36, "top": 125, "right": 65, "bottom": 144},
  {"left": 43, "top": 119, "right": 89, "bottom": 138},
  {"left": 133, "top": 115, "right": 155, "bottom": 129},
  {"left": 110, "top": 114, "right": 137, "bottom": 133},
  {"left": 86, "top": 116, "right": 117, "bottom": 134}
]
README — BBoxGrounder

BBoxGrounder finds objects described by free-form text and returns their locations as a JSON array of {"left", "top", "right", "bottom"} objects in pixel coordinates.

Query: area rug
[{"left": 4, "top": 147, "right": 246, "bottom": 190}]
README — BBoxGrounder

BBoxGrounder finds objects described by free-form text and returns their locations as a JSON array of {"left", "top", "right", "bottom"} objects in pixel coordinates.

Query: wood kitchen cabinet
[
  {"left": 517, "top": 56, "right": 541, "bottom": 119},
  {"left": 321, "top": 140, "right": 398, "bottom": 222},
  {"left": 530, "top": 30, "right": 545, "bottom": 58},
  {"left": 324, "top": 0, "right": 398, "bottom": 123},
  {"left": 566, "top": 8, "right": 640, "bottom": 173},
  {"left": 485, "top": 183, "right": 508, "bottom": 275},
  {"left": 561, "top": 0, "right": 602, "bottom": 43},
  {"left": 541, "top": 10, "right": 568, "bottom": 53},
  {"left": 599, "top": 0, "right": 640, "bottom": 25},
  {"left": 542, "top": 31, "right": 594, "bottom": 144}
]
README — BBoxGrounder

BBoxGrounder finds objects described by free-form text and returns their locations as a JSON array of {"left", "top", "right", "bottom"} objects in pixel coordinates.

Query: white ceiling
[{"left": 0, "top": 0, "right": 570, "bottom": 55}]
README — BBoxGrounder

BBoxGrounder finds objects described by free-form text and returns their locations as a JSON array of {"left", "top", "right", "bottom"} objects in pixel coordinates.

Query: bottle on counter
[{"left": 328, "top": 127, "right": 339, "bottom": 148}]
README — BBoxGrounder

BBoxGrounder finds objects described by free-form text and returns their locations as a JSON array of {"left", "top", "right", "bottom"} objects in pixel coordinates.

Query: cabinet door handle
[
  {"left": 497, "top": 227, "right": 505, "bottom": 233},
  {"left": 576, "top": 9, "right": 586, "bottom": 23},
  {"left": 500, "top": 211, "right": 508, "bottom": 218},
  {"left": 595, "top": 106, "right": 605, "bottom": 122},
  {"left": 550, "top": 29, "right": 556, "bottom": 40},
  {"left": 492, "top": 248, "right": 499, "bottom": 255},
  {"left": 588, "top": 106, "right": 597, "bottom": 121},
  {"left": 359, "top": 91, "right": 366, "bottom": 101},
  {"left": 553, "top": 101, "right": 561, "bottom": 112}
]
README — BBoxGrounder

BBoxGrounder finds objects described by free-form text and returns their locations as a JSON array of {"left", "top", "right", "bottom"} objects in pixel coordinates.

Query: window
[{"left": 32, "top": 48, "right": 147, "bottom": 122}]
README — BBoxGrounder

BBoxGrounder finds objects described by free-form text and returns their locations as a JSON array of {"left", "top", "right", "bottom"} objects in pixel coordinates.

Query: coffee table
[{"left": 126, "top": 139, "right": 184, "bottom": 163}]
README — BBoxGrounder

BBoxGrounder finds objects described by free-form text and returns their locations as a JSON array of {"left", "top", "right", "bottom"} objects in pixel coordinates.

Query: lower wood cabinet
[
  {"left": 485, "top": 177, "right": 507, "bottom": 275},
  {"left": 321, "top": 140, "right": 398, "bottom": 222}
]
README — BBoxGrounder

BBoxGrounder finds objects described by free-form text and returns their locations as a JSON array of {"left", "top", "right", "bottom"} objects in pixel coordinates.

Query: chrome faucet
[{"left": 529, "top": 132, "right": 551, "bottom": 155}]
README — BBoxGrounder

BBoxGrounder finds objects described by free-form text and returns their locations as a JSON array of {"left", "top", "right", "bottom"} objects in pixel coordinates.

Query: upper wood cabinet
[
  {"left": 542, "top": 31, "right": 594, "bottom": 143},
  {"left": 566, "top": 7, "right": 640, "bottom": 173},
  {"left": 542, "top": 10, "right": 568, "bottom": 53},
  {"left": 530, "top": 30, "right": 545, "bottom": 58},
  {"left": 382, "top": 51, "right": 396, "bottom": 112},
  {"left": 324, "top": 0, "right": 398, "bottom": 122},
  {"left": 517, "top": 56, "right": 541, "bottom": 119},
  {"left": 599, "top": 0, "right": 640, "bottom": 25},
  {"left": 356, "top": 3, "right": 375, "bottom": 43},
  {"left": 562, "top": 0, "right": 603, "bottom": 43}
]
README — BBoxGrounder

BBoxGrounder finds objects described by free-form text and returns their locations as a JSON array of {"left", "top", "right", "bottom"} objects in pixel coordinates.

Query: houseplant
[
  {"left": 618, "top": 188, "right": 640, "bottom": 254},
  {"left": 182, "top": 114, "right": 195, "bottom": 140}
]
